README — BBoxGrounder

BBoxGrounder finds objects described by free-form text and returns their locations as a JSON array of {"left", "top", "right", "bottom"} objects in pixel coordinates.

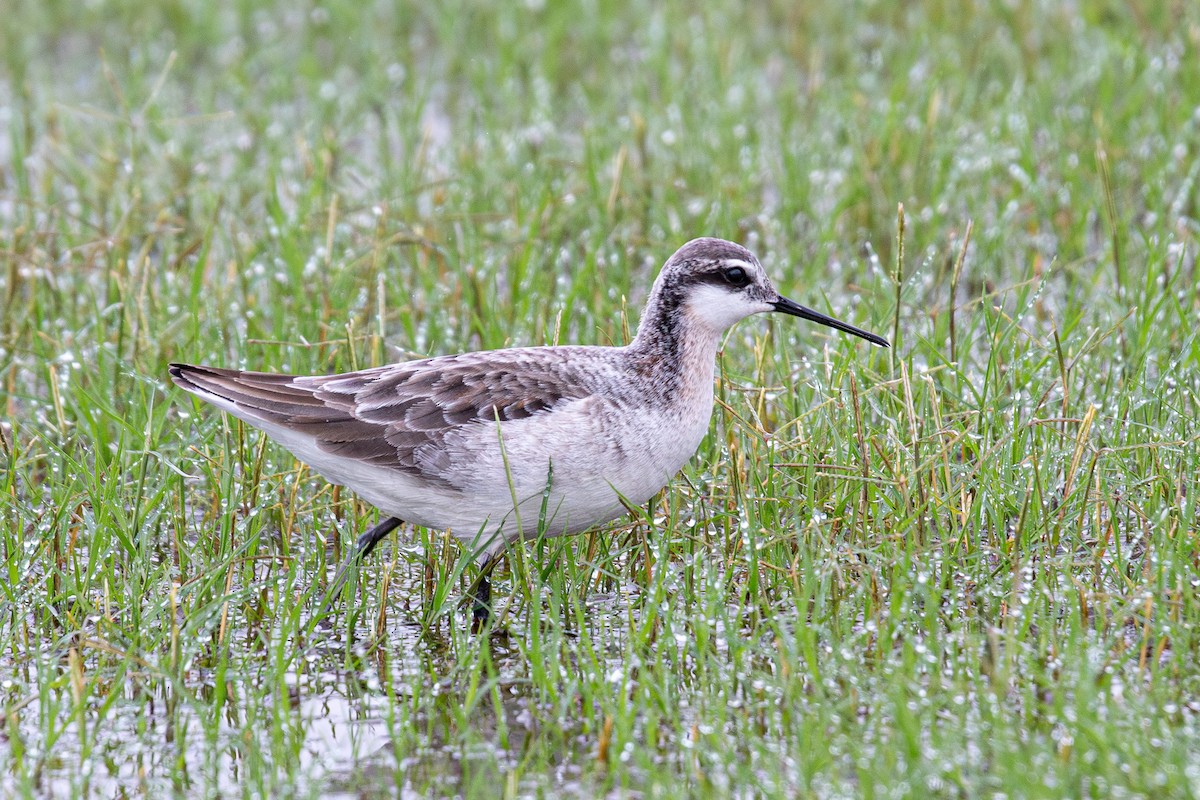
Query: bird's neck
[{"left": 625, "top": 291, "right": 724, "bottom": 400}]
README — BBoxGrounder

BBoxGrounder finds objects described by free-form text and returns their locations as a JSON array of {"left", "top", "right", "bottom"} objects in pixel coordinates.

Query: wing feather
[{"left": 169, "top": 349, "right": 601, "bottom": 481}]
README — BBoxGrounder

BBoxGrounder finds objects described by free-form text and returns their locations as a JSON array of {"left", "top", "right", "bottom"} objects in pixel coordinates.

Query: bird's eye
[{"left": 722, "top": 266, "right": 750, "bottom": 287}]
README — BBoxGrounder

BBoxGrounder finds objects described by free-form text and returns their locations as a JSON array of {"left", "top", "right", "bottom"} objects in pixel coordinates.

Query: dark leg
[
  {"left": 468, "top": 555, "right": 502, "bottom": 633},
  {"left": 323, "top": 516, "right": 403, "bottom": 612},
  {"left": 471, "top": 576, "right": 492, "bottom": 632}
]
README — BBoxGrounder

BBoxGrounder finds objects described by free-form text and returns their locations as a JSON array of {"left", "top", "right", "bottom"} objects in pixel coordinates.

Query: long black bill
[{"left": 773, "top": 296, "right": 890, "bottom": 347}]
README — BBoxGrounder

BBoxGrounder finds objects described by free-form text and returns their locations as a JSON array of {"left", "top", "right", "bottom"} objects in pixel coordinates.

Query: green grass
[{"left": 3, "top": 0, "right": 1200, "bottom": 797}]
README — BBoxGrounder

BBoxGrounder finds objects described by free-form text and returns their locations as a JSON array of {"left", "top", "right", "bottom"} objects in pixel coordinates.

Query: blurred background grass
[{"left": 2, "top": 1, "right": 1199, "bottom": 798}]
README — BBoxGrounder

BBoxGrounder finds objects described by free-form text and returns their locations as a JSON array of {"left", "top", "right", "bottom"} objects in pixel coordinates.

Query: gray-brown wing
[{"left": 169, "top": 350, "right": 593, "bottom": 477}]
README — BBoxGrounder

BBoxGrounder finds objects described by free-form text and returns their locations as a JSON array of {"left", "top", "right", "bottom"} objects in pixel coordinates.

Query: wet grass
[{"left": 3, "top": 0, "right": 1200, "bottom": 797}]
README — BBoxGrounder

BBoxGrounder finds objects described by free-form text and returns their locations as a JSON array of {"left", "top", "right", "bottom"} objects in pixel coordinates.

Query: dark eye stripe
[{"left": 687, "top": 262, "right": 756, "bottom": 290}]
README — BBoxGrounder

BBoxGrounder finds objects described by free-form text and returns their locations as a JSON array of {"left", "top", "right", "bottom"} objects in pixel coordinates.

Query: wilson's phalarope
[{"left": 170, "top": 237, "right": 888, "bottom": 625}]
